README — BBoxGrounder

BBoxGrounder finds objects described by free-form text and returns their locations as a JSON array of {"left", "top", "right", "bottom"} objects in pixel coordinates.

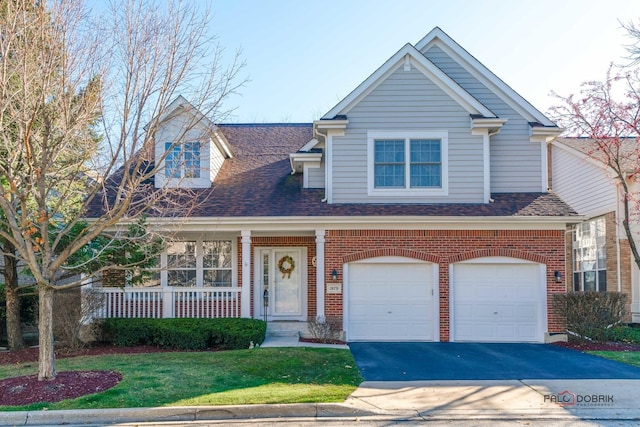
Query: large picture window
[
  {"left": 368, "top": 131, "right": 448, "bottom": 196},
  {"left": 572, "top": 218, "right": 606, "bottom": 292},
  {"left": 165, "top": 141, "right": 201, "bottom": 179}
]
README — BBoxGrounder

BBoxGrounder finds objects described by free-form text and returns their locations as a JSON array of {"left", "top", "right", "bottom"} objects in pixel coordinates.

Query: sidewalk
[{"left": 2, "top": 336, "right": 640, "bottom": 425}]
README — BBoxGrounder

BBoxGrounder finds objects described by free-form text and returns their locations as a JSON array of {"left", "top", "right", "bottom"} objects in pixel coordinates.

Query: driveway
[{"left": 349, "top": 342, "right": 640, "bottom": 381}]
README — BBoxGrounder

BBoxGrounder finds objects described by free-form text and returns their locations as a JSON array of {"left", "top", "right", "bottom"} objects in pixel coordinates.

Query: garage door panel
[
  {"left": 348, "top": 260, "right": 435, "bottom": 341},
  {"left": 453, "top": 262, "right": 544, "bottom": 343}
]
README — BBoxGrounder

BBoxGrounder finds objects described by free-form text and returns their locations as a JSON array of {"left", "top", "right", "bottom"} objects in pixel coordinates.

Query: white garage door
[
  {"left": 347, "top": 257, "right": 436, "bottom": 341},
  {"left": 452, "top": 259, "right": 545, "bottom": 343}
]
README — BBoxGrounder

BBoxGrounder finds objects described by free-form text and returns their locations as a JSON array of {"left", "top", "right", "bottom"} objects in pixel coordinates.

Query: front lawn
[
  {"left": 0, "top": 347, "right": 362, "bottom": 411},
  {"left": 588, "top": 351, "right": 640, "bottom": 368}
]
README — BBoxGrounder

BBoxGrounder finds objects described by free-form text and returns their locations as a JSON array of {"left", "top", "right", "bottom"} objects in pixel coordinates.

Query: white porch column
[
  {"left": 315, "top": 229, "right": 326, "bottom": 321},
  {"left": 241, "top": 230, "right": 252, "bottom": 318}
]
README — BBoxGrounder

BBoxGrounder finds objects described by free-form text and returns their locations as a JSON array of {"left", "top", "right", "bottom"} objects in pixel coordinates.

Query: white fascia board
[
  {"left": 289, "top": 152, "right": 323, "bottom": 174},
  {"left": 471, "top": 117, "right": 508, "bottom": 133},
  {"left": 530, "top": 126, "right": 564, "bottom": 143},
  {"left": 144, "top": 215, "right": 582, "bottom": 232},
  {"left": 416, "top": 28, "right": 557, "bottom": 127},
  {"left": 299, "top": 138, "right": 320, "bottom": 152},
  {"left": 322, "top": 44, "right": 495, "bottom": 120},
  {"left": 314, "top": 119, "right": 349, "bottom": 130}
]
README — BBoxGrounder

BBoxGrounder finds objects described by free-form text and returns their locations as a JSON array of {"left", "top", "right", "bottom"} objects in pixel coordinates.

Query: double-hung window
[
  {"left": 572, "top": 217, "right": 606, "bottom": 292},
  {"left": 165, "top": 141, "right": 201, "bottom": 179},
  {"left": 167, "top": 241, "right": 197, "bottom": 287},
  {"left": 368, "top": 131, "right": 448, "bottom": 196},
  {"left": 203, "top": 241, "right": 232, "bottom": 287}
]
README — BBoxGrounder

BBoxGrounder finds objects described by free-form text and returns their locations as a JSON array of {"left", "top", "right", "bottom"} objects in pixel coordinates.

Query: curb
[{"left": 0, "top": 403, "right": 381, "bottom": 426}]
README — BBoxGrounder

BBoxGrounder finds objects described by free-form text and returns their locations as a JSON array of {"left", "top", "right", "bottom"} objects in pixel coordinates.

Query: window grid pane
[
  {"left": 374, "top": 140, "right": 405, "bottom": 188},
  {"left": 410, "top": 139, "right": 441, "bottom": 188}
]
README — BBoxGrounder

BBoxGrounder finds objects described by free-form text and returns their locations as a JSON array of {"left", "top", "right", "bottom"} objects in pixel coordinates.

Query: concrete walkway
[{"left": 2, "top": 337, "right": 640, "bottom": 425}]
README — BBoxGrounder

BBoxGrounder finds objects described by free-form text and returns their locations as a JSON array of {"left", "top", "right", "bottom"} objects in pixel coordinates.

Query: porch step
[
  {"left": 266, "top": 329, "right": 300, "bottom": 337},
  {"left": 266, "top": 321, "right": 307, "bottom": 337}
]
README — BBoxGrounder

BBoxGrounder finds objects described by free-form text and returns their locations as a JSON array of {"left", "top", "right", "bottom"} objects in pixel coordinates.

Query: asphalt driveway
[{"left": 349, "top": 342, "right": 640, "bottom": 381}]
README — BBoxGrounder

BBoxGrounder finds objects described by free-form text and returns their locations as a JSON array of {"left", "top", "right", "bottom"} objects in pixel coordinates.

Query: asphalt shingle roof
[{"left": 88, "top": 124, "right": 578, "bottom": 219}]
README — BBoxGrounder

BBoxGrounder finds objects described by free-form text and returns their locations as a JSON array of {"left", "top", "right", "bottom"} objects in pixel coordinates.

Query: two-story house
[{"left": 91, "top": 27, "right": 579, "bottom": 343}]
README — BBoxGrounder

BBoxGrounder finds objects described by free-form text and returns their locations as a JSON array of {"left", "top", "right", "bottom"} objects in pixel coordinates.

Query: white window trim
[
  {"left": 161, "top": 238, "right": 238, "bottom": 288},
  {"left": 367, "top": 130, "right": 449, "bottom": 197}
]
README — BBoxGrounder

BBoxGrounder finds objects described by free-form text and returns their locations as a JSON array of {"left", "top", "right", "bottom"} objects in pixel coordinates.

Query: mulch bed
[{"left": 552, "top": 340, "right": 640, "bottom": 352}]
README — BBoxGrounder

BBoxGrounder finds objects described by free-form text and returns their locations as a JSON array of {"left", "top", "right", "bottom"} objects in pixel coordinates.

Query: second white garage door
[
  {"left": 451, "top": 258, "right": 546, "bottom": 343},
  {"left": 346, "top": 257, "right": 437, "bottom": 341}
]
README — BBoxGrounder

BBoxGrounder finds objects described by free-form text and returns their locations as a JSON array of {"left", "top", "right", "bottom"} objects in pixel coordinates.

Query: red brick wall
[{"left": 325, "top": 229, "right": 566, "bottom": 341}]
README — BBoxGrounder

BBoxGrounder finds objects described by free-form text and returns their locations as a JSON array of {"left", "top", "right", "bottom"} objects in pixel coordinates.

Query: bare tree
[
  {"left": 0, "top": 0, "right": 244, "bottom": 380},
  {"left": 550, "top": 66, "right": 640, "bottom": 274}
]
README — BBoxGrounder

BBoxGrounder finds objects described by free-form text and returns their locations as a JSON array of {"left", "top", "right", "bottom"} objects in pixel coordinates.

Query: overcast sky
[{"left": 100, "top": 0, "right": 640, "bottom": 123}]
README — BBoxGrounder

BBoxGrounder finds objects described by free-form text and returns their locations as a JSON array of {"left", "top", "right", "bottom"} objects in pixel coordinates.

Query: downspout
[{"left": 314, "top": 125, "right": 329, "bottom": 202}]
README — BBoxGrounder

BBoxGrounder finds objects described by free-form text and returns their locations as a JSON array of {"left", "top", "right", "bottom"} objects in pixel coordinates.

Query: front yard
[{"left": 0, "top": 347, "right": 362, "bottom": 411}]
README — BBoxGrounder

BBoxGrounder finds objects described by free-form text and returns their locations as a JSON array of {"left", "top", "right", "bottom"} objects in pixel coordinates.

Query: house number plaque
[{"left": 327, "top": 283, "right": 342, "bottom": 294}]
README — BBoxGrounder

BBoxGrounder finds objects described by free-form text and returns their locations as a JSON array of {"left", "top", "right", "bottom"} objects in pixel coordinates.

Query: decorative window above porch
[{"left": 367, "top": 131, "right": 448, "bottom": 197}]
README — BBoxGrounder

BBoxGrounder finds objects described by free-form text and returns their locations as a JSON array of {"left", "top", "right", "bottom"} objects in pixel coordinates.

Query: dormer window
[{"left": 165, "top": 141, "right": 201, "bottom": 179}]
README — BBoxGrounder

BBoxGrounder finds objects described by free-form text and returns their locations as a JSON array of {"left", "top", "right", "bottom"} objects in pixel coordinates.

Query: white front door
[{"left": 255, "top": 248, "right": 306, "bottom": 321}]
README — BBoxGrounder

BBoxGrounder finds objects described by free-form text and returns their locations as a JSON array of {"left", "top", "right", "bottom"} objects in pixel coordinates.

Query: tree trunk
[
  {"left": 38, "top": 285, "right": 56, "bottom": 381},
  {"left": 2, "top": 241, "right": 25, "bottom": 350}
]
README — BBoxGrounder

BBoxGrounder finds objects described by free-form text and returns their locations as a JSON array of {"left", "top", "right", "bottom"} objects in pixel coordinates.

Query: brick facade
[
  {"left": 330, "top": 229, "right": 564, "bottom": 341},
  {"left": 238, "top": 229, "right": 565, "bottom": 341}
]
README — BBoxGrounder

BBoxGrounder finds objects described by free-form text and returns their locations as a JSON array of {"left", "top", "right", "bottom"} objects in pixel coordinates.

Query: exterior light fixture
[
  {"left": 332, "top": 269, "right": 338, "bottom": 280},
  {"left": 554, "top": 271, "right": 562, "bottom": 283}
]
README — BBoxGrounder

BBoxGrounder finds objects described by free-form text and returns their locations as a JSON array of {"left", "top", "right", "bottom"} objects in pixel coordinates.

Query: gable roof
[
  {"left": 415, "top": 27, "right": 557, "bottom": 128},
  {"left": 322, "top": 43, "right": 496, "bottom": 120},
  {"left": 152, "top": 95, "right": 233, "bottom": 158}
]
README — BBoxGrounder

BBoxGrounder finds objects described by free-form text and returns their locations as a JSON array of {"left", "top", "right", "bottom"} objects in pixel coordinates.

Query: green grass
[
  {"left": 588, "top": 351, "right": 640, "bottom": 368},
  {"left": 0, "top": 348, "right": 362, "bottom": 411}
]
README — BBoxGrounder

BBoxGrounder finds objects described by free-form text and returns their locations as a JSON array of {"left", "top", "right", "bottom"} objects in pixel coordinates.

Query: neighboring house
[
  {"left": 90, "top": 27, "right": 580, "bottom": 343},
  {"left": 551, "top": 137, "right": 640, "bottom": 322}
]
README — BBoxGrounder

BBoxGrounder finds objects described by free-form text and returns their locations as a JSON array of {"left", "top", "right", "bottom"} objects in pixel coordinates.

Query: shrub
[
  {"left": 605, "top": 325, "right": 640, "bottom": 344},
  {"left": 553, "top": 291, "right": 627, "bottom": 342},
  {"left": 99, "top": 317, "right": 266, "bottom": 350},
  {"left": 53, "top": 288, "right": 106, "bottom": 351},
  {"left": 307, "top": 316, "right": 342, "bottom": 343}
]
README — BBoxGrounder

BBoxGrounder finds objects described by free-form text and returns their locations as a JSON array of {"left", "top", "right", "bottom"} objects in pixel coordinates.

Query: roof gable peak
[
  {"left": 416, "top": 27, "right": 557, "bottom": 127},
  {"left": 322, "top": 43, "right": 495, "bottom": 119}
]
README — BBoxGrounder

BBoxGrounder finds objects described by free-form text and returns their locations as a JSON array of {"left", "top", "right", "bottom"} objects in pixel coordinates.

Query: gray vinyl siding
[
  {"left": 331, "top": 65, "right": 484, "bottom": 204},
  {"left": 552, "top": 147, "right": 617, "bottom": 216},
  {"left": 422, "top": 45, "right": 543, "bottom": 192},
  {"left": 307, "top": 161, "right": 325, "bottom": 188}
]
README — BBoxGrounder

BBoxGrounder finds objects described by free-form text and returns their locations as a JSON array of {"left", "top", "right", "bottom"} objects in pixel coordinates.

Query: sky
[{"left": 204, "top": 0, "right": 640, "bottom": 124}]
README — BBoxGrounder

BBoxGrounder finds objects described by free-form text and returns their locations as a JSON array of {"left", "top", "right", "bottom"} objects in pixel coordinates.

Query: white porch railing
[{"left": 94, "top": 287, "right": 242, "bottom": 319}]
